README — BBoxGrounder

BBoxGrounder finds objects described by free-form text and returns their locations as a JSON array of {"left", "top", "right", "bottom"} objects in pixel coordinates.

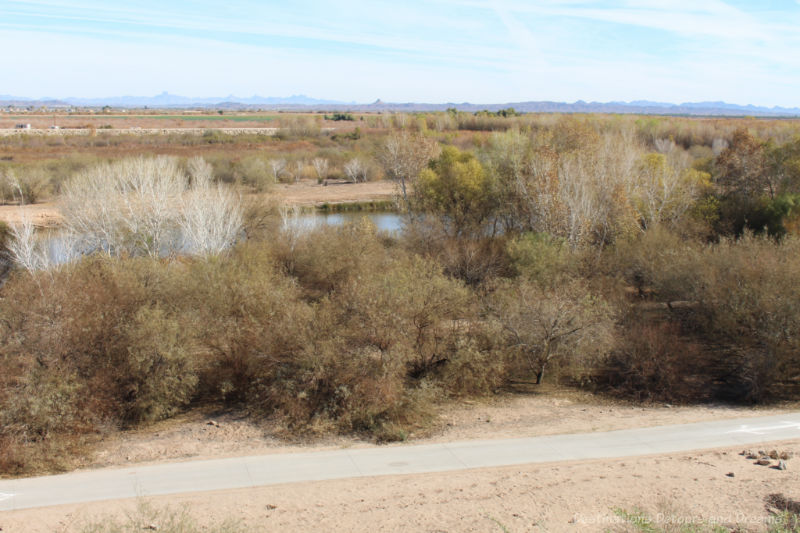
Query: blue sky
[{"left": 1, "top": 0, "right": 799, "bottom": 106}]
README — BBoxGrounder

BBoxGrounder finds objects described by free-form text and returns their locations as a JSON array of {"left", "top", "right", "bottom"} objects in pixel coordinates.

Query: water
[
  {"left": 287, "top": 211, "right": 405, "bottom": 233},
  {"left": 34, "top": 212, "right": 403, "bottom": 265}
]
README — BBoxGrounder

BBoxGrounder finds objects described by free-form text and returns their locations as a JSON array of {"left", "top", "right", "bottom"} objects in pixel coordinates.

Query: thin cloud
[{"left": 2, "top": 0, "right": 799, "bottom": 106}]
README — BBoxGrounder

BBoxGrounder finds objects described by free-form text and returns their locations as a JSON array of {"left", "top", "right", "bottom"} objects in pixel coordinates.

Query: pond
[
  {"left": 24, "top": 211, "right": 406, "bottom": 268},
  {"left": 291, "top": 211, "right": 405, "bottom": 233}
]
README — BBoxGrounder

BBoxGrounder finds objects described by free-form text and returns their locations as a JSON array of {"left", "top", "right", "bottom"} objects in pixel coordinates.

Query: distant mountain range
[{"left": 2, "top": 92, "right": 799, "bottom": 116}]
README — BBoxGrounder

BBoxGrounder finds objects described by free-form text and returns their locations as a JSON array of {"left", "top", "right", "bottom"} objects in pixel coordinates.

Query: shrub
[
  {"left": 487, "top": 278, "right": 615, "bottom": 385},
  {"left": 117, "top": 306, "right": 198, "bottom": 423},
  {"left": 596, "top": 321, "right": 706, "bottom": 402}
]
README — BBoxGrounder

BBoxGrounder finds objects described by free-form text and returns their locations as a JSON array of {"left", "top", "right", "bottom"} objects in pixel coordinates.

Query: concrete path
[{"left": 1, "top": 413, "right": 798, "bottom": 511}]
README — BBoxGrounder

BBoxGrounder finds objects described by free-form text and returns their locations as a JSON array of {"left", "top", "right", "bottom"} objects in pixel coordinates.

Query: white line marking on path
[
  {"left": 0, "top": 492, "right": 14, "bottom": 502},
  {"left": 726, "top": 422, "right": 800, "bottom": 435}
]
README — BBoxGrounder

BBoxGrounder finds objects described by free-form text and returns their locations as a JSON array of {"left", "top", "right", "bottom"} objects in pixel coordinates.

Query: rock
[
  {"left": 779, "top": 451, "right": 793, "bottom": 460},
  {"left": 758, "top": 450, "right": 766, "bottom": 456},
  {"left": 266, "top": 504, "right": 277, "bottom": 510},
  {"left": 776, "top": 460, "right": 787, "bottom": 471},
  {"left": 207, "top": 420, "right": 220, "bottom": 427},
  {"left": 755, "top": 458, "right": 771, "bottom": 466},
  {"left": 143, "top": 524, "right": 159, "bottom": 531},
  {"left": 769, "top": 450, "right": 779, "bottom": 459},
  {"left": 746, "top": 454, "right": 758, "bottom": 460},
  {"left": 726, "top": 472, "right": 735, "bottom": 477}
]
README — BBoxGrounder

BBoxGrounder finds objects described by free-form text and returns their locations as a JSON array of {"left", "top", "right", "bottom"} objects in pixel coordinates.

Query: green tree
[{"left": 416, "top": 146, "right": 500, "bottom": 236}]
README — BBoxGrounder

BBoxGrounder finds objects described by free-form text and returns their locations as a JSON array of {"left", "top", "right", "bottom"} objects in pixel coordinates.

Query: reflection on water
[
  {"left": 293, "top": 212, "right": 404, "bottom": 233},
  {"left": 37, "top": 212, "right": 404, "bottom": 267}
]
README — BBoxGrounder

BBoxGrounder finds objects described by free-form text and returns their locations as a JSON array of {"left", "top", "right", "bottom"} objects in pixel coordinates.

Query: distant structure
[{"left": 14, "top": 123, "right": 31, "bottom": 129}]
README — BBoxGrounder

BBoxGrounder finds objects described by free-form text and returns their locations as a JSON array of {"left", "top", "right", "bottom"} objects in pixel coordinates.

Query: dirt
[
  {"left": 0, "top": 202, "right": 61, "bottom": 227},
  {"left": 1, "top": 393, "right": 798, "bottom": 531},
  {"left": 271, "top": 179, "right": 396, "bottom": 206},
  {"left": 83, "top": 390, "right": 797, "bottom": 469},
  {"left": 3, "top": 439, "right": 798, "bottom": 532}
]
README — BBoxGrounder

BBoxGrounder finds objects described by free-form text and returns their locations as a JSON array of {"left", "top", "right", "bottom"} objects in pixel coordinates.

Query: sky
[{"left": 1, "top": 0, "right": 799, "bottom": 106}]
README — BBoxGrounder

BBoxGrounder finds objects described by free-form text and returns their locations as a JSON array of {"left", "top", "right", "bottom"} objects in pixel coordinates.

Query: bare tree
[
  {"left": 711, "top": 137, "right": 729, "bottom": 157},
  {"left": 61, "top": 156, "right": 185, "bottom": 257},
  {"left": 483, "top": 129, "right": 564, "bottom": 235},
  {"left": 654, "top": 138, "right": 676, "bottom": 154},
  {"left": 269, "top": 158, "right": 287, "bottom": 183},
  {"left": 7, "top": 216, "right": 49, "bottom": 272},
  {"left": 378, "top": 131, "right": 439, "bottom": 208},
  {"left": 188, "top": 155, "right": 214, "bottom": 185},
  {"left": 292, "top": 160, "right": 306, "bottom": 183},
  {"left": 557, "top": 132, "right": 641, "bottom": 247},
  {"left": 180, "top": 157, "right": 243, "bottom": 255},
  {"left": 343, "top": 158, "right": 368, "bottom": 183},
  {"left": 311, "top": 157, "right": 329, "bottom": 183},
  {"left": 60, "top": 156, "right": 239, "bottom": 259},
  {"left": 628, "top": 153, "right": 701, "bottom": 230},
  {"left": 279, "top": 204, "right": 319, "bottom": 252}
]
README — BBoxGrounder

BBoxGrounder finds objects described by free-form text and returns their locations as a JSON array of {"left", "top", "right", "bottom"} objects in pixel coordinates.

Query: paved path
[{"left": 1, "top": 413, "right": 798, "bottom": 511}]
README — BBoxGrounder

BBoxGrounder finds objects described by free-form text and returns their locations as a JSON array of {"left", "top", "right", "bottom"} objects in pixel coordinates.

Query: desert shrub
[
  {"left": 607, "top": 227, "right": 693, "bottom": 300},
  {"left": 487, "top": 278, "right": 615, "bottom": 384},
  {"left": 612, "top": 232, "right": 800, "bottom": 401},
  {"left": 273, "top": 218, "right": 387, "bottom": 299},
  {"left": 279, "top": 116, "right": 321, "bottom": 138},
  {"left": 117, "top": 306, "right": 198, "bottom": 423},
  {"left": 182, "top": 243, "right": 311, "bottom": 404},
  {"left": 253, "top": 250, "right": 500, "bottom": 434},
  {"left": 0, "top": 167, "right": 50, "bottom": 204},
  {"left": 436, "top": 236, "right": 513, "bottom": 286},
  {"left": 595, "top": 320, "right": 706, "bottom": 402},
  {"left": 0, "top": 256, "right": 204, "bottom": 471},
  {"left": 401, "top": 219, "right": 514, "bottom": 286},
  {"left": 690, "top": 235, "right": 800, "bottom": 401},
  {"left": 507, "top": 232, "right": 575, "bottom": 287},
  {"left": 0, "top": 220, "right": 10, "bottom": 248}
]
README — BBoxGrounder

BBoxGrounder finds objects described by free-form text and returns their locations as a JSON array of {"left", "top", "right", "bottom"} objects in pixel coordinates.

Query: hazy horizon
[{"left": 2, "top": 1, "right": 799, "bottom": 107}]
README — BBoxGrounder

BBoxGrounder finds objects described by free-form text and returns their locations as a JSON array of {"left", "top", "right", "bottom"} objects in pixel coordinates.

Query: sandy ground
[
  {"left": 0, "top": 202, "right": 61, "bottom": 227},
  {"left": 2, "top": 439, "right": 797, "bottom": 532},
  {"left": 0, "top": 180, "right": 397, "bottom": 227},
  {"left": 83, "top": 391, "right": 797, "bottom": 470},
  {"left": 1, "top": 393, "right": 798, "bottom": 531},
  {"left": 271, "top": 179, "right": 396, "bottom": 206}
]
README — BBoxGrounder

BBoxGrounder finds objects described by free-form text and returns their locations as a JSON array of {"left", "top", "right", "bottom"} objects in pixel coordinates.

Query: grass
[
  {"left": 78, "top": 499, "right": 246, "bottom": 533},
  {"left": 317, "top": 199, "right": 397, "bottom": 213}
]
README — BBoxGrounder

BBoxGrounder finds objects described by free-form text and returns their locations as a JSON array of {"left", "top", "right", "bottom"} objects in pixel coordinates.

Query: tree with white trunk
[{"left": 343, "top": 157, "right": 368, "bottom": 183}]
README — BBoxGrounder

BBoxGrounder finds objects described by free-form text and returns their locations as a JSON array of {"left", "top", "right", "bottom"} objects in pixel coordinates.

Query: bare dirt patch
[
  {"left": 84, "top": 390, "right": 797, "bottom": 470},
  {"left": 0, "top": 202, "right": 61, "bottom": 226},
  {"left": 271, "top": 179, "right": 396, "bottom": 206},
  {"left": 3, "top": 439, "right": 798, "bottom": 532}
]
